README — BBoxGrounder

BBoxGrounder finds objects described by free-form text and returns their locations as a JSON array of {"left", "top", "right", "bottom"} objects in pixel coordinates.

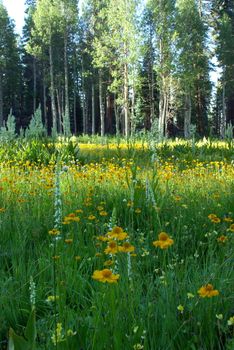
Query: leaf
[
  {"left": 8, "top": 328, "right": 30, "bottom": 350},
  {"left": 24, "top": 308, "right": 37, "bottom": 347}
]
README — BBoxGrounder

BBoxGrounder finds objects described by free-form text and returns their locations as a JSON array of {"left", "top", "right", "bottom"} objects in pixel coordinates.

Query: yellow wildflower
[
  {"left": 217, "top": 235, "right": 228, "bottom": 243},
  {"left": 108, "top": 226, "right": 128, "bottom": 240},
  {"left": 198, "top": 284, "right": 219, "bottom": 298},
  {"left": 92, "top": 269, "right": 119, "bottom": 283},
  {"left": 104, "top": 241, "right": 119, "bottom": 254},
  {"left": 227, "top": 224, "right": 234, "bottom": 232},
  {"left": 177, "top": 305, "right": 184, "bottom": 313},
  {"left": 48, "top": 228, "right": 60, "bottom": 236},
  {"left": 119, "top": 242, "right": 135, "bottom": 253},
  {"left": 227, "top": 316, "right": 234, "bottom": 326},
  {"left": 153, "top": 232, "right": 174, "bottom": 249}
]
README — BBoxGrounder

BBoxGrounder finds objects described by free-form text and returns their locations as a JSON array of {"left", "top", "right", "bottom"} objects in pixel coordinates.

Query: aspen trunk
[
  {"left": 92, "top": 81, "right": 95, "bottom": 135},
  {"left": 99, "top": 69, "right": 105, "bottom": 137},
  {"left": 114, "top": 94, "right": 120, "bottom": 135},
  {"left": 124, "top": 62, "right": 129, "bottom": 137},
  {"left": 49, "top": 38, "right": 57, "bottom": 132},
  {"left": 81, "top": 56, "right": 86, "bottom": 134},
  {"left": 64, "top": 30, "right": 70, "bottom": 131},
  {"left": 42, "top": 66, "right": 47, "bottom": 132},
  {"left": 184, "top": 92, "right": 191, "bottom": 138},
  {"left": 221, "top": 81, "right": 226, "bottom": 138},
  {"left": 0, "top": 72, "right": 3, "bottom": 127},
  {"left": 56, "top": 89, "right": 62, "bottom": 133}
]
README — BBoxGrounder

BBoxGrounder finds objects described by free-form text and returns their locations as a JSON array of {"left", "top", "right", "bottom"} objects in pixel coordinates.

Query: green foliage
[
  {"left": 8, "top": 309, "right": 36, "bottom": 350},
  {"left": 25, "top": 105, "right": 46, "bottom": 139},
  {"left": 0, "top": 110, "right": 16, "bottom": 141}
]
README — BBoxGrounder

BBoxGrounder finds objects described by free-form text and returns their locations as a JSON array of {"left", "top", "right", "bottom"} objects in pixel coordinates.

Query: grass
[{"left": 0, "top": 137, "right": 233, "bottom": 349}]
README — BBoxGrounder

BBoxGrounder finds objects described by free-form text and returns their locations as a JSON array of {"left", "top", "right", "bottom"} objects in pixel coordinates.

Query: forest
[{"left": 0, "top": 0, "right": 233, "bottom": 139}]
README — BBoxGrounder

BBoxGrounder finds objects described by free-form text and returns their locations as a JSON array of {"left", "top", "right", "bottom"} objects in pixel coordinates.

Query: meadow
[{"left": 0, "top": 137, "right": 234, "bottom": 350}]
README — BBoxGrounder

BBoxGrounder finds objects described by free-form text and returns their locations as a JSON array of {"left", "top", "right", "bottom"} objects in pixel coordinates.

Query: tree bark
[
  {"left": 114, "top": 94, "right": 120, "bottom": 135},
  {"left": 124, "top": 61, "right": 129, "bottom": 137},
  {"left": 81, "top": 55, "right": 86, "bottom": 134},
  {"left": 33, "top": 57, "right": 37, "bottom": 113},
  {"left": 221, "top": 80, "right": 226, "bottom": 138},
  {"left": 56, "top": 89, "right": 62, "bottom": 133},
  {"left": 92, "top": 81, "right": 95, "bottom": 135},
  {"left": 64, "top": 29, "right": 70, "bottom": 131},
  {"left": 49, "top": 37, "right": 57, "bottom": 132},
  {"left": 99, "top": 69, "right": 105, "bottom": 136},
  {"left": 42, "top": 65, "right": 47, "bottom": 132},
  {"left": 0, "top": 72, "right": 3, "bottom": 127},
  {"left": 184, "top": 92, "right": 191, "bottom": 138}
]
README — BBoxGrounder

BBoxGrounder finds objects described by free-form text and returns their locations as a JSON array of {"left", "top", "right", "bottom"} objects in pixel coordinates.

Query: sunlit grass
[{"left": 0, "top": 137, "right": 233, "bottom": 349}]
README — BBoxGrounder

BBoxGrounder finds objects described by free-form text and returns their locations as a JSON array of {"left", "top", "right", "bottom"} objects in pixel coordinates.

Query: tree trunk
[
  {"left": 114, "top": 94, "right": 120, "bottom": 135},
  {"left": 42, "top": 66, "right": 47, "bottom": 132},
  {"left": 33, "top": 57, "right": 37, "bottom": 113},
  {"left": 92, "top": 81, "right": 95, "bottom": 135},
  {"left": 99, "top": 69, "right": 105, "bottom": 137},
  {"left": 221, "top": 81, "right": 226, "bottom": 138},
  {"left": 124, "top": 61, "right": 129, "bottom": 137},
  {"left": 184, "top": 92, "right": 191, "bottom": 138},
  {"left": 159, "top": 91, "right": 168, "bottom": 137},
  {"left": 131, "top": 87, "right": 135, "bottom": 134},
  {"left": 81, "top": 56, "right": 86, "bottom": 134},
  {"left": 49, "top": 37, "right": 57, "bottom": 132},
  {"left": 56, "top": 89, "right": 62, "bottom": 133},
  {"left": 0, "top": 72, "right": 3, "bottom": 127},
  {"left": 64, "top": 29, "right": 70, "bottom": 132}
]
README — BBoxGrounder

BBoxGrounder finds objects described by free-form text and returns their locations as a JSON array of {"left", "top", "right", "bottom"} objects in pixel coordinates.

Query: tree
[{"left": 0, "top": 3, "right": 20, "bottom": 127}]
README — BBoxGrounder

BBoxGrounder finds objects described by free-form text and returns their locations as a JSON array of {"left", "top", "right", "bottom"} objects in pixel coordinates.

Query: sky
[{"left": 2, "top": 0, "right": 25, "bottom": 35}]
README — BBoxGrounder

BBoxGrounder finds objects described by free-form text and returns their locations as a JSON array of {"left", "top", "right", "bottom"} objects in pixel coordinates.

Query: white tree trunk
[
  {"left": 184, "top": 93, "right": 191, "bottom": 138},
  {"left": 99, "top": 69, "right": 105, "bottom": 137}
]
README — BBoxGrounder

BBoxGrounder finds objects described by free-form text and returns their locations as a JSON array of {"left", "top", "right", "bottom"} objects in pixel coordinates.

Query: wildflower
[
  {"left": 119, "top": 242, "right": 135, "bottom": 253},
  {"left": 108, "top": 226, "right": 128, "bottom": 240},
  {"left": 99, "top": 211, "right": 108, "bottom": 216},
  {"left": 103, "top": 260, "right": 114, "bottom": 266},
  {"left": 227, "top": 224, "right": 234, "bottom": 232},
  {"left": 133, "top": 344, "right": 144, "bottom": 350},
  {"left": 46, "top": 295, "right": 59, "bottom": 302},
  {"left": 65, "top": 239, "right": 73, "bottom": 244},
  {"left": 216, "top": 314, "right": 223, "bottom": 320},
  {"left": 104, "top": 241, "right": 119, "bottom": 254},
  {"left": 75, "top": 255, "right": 81, "bottom": 261},
  {"left": 227, "top": 316, "right": 234, "bottom": 326},
  {"left": 67, "top": 329, "right": 77, "bottom": 336},
  {"left": 177, "top": 304, "right": 184, "bottom": 313},
  {"left": 223, "top": 217, "right": 233, "bottom": 223},
  {"left": 187, "top": 292, "right": 195, "bottom": 299},
  {"left": 0, "top": 207, "right": 6, "bottom": 212},
  {"left": 153, "top": 232, "right": 174, "bottom": 249},
  {"left": 92, "top": 269, "right": 119, "bottom": 283},
  {"left": 51, "top": 323, "right": 64, "bottom": 345},
  {"left": 52, "top": 255, "right": 60, "bottom": 260},
  {"left": 48, "top": 228, "right": 60, "bottom": 236},
  {"left": 208, "top": 214, "right": 217, "bottom": 220},
  {"left": 95, "top": 253, "right": 102, "bottom": 257},
  {"left": 135, "top": 208, "right": 141, "bottom": 214},
  {"left": 198, "top": 284, "right": 219, "bottom": 298},
  {"left": 217, "top": 235, "right": 228, "bottom": 243},
  {"left": 75, "top": 209, "right": 83, "bottom": 214},
  {"left": 211, "top": 217, "right": 221, "bottom": 223},
  {"left": 88, "top": 215, "right": 96, "bottom": 220},
  {"left": 97, "top": 235, "right": 109, "bottom": 242}
]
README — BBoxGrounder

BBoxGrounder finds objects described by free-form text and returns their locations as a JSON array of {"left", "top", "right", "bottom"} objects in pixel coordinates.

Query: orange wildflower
[
  {"left": 153, "top": 232, "right": 174, "bottom": 249},
  {"left": 198, "top": 284, "right": 219, "bottom": 298}
]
